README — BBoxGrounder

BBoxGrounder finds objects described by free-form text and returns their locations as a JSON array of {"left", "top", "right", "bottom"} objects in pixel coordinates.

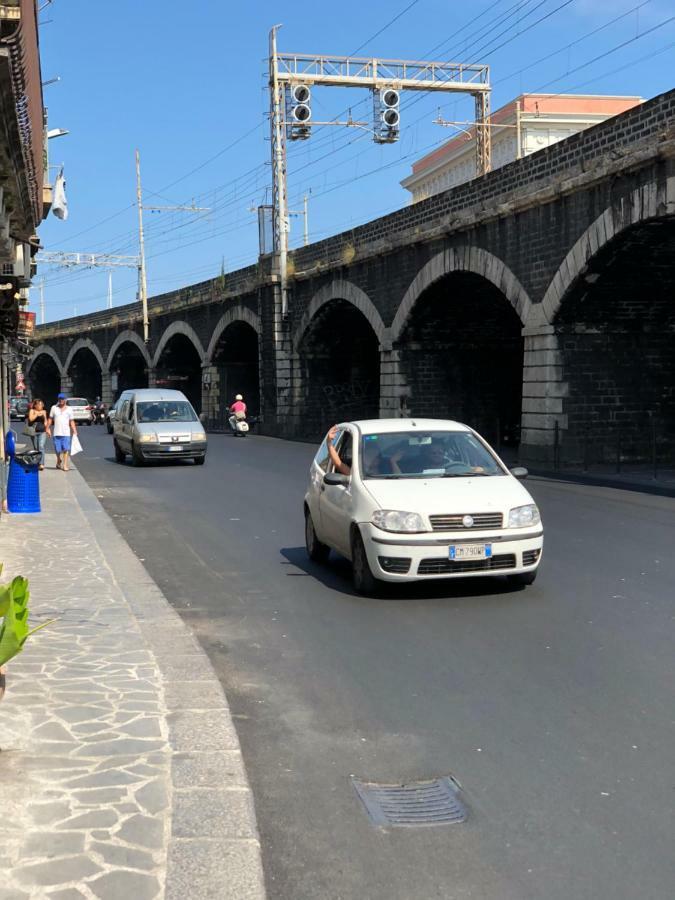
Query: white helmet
[{"left": 235, "top": 394, "right": 243, "bottom": 400}]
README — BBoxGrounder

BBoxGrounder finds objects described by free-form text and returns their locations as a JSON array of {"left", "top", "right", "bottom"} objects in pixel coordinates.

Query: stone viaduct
[{"left": 28, "top": 89, "right": 675, "bottom": 465}]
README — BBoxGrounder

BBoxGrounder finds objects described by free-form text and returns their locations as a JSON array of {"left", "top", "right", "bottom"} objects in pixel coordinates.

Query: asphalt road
[{"left": 73, "top": 428, "right": 675, "bottom": 900}]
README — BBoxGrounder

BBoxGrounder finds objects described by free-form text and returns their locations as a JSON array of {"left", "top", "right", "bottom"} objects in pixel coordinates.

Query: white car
[
  {"left": 304, "top": 418, "right": 544, "bottom": 594},
  {"left": 66, "top": 397, "right": 93, "bottom": 425}
]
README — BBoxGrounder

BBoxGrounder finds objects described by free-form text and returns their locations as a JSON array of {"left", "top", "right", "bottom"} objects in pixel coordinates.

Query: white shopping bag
[{"left": 70, "top": 434, "right": 83, "bottom": 456}]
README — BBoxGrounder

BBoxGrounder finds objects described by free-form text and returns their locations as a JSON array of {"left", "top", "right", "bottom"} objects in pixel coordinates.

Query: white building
[{"left": 401, "top": 94, "right": 643, "bottom": 203}]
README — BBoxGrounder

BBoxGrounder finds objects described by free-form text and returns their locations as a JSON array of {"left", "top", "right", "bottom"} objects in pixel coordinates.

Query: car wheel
[
  {"left": 131, "top": 443, "right": 144, "bottom": 467},
  {"left": 507, "top": 569, "right": 538, "bottom": 587},
  {"left": 194, "top": 456, "right": 206, "bottom": 466},
  {"left": 107, "top": 424, "right": 113, "bottom": 435},
  {"left": 305, "top": 509, "right": 329, "bottom": 563},
  {"left": 113, "top": 440, "right": 125, "bottom": 464},
  {"left": 351, "top": 530, "right": 379, "bottom": 595}
]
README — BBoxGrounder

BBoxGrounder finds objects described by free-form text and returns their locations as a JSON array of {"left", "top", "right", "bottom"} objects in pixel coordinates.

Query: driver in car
[{"left": 326, "top": 426, "right": 402, "bottom": 477}]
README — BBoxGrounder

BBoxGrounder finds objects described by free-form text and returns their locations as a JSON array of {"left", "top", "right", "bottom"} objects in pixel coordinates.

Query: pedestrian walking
[
  {"left": 48, "top": 394, "right": 77, "bottom": 471},
  {"left": 25, "top": 399, "right": 50, "bottom": 471}
]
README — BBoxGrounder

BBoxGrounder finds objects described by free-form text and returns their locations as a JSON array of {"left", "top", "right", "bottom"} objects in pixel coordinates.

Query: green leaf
[{"left": 0, "top": 576, "right": 32, "bottom": 668}]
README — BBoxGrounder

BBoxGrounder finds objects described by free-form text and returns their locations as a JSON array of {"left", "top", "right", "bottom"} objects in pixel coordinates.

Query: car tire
[
  {"left": 131, "top": 443, "right": 144, "bottom": 467},
  {"left": 305, "top": 509, "right": 329, "bottom": 563},
  {"left": 113, "top": 440, "right": 125, "bottom": 464},
  {"left": 507, "top": 569, "right": 538, "bottom": 587},
  {"left": 351, "top": 530, "right": 379, "bottom": 596},
  {"left": 106, "top": 423, "right": 113, "bottom": 435},
  {"left": 194, "top": 456, "right": 206, "bottom": 466}
]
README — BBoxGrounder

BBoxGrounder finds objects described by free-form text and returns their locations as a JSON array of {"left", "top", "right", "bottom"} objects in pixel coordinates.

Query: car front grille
[
  {"left": 429, "top": 512, "right": 503, "bottom": 531},
  {"left": 378, "top": 556, "right": 412, "bottom": 574},
  {"left": 522, "top": 549, "right": 541, "bottom": 566},
  {"left": 417, "top": 554, "right": 516, "bottom": 575}
]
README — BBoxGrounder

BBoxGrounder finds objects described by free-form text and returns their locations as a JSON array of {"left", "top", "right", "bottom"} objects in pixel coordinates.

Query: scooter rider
[{"left": 228, "top": 394, "right": 247, "bottom": 435}]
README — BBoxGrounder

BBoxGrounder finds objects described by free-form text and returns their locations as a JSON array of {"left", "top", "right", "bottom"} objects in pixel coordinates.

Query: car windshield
[
  {"left": 360, "top": 431, "right": 505, "bottom": 479},
  {"left": 67, "top": 398, "right": 88, "bottom": 406},
  {"left": 136, "top": 400, "right": 198, "bottom": 423}
]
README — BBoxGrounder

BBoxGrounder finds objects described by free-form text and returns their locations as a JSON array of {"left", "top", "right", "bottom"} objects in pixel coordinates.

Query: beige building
[{"left": 401, "top": 94, "right": 643, "bottom": 203}]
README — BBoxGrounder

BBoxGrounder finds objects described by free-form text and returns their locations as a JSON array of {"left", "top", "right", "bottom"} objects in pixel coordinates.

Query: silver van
[{"left": 112, "top": 388, "right": 207, "bottom": 466}]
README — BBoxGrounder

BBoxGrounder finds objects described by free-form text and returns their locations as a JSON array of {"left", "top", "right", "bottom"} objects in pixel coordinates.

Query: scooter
[
  {"left": 233, "top": 417, "right": 249, "bottom": 437},
  {"left": 91, "top": 405, "right": 106, "bottom": 425}
]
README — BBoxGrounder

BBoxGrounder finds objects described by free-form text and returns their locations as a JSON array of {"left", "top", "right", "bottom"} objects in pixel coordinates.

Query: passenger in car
[{"left": 326, "top": 427, "right": 402, "bottom": 477}]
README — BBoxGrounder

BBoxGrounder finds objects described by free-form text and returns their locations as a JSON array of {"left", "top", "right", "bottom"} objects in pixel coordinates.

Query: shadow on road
[{"left": 280, "top": 546, "right": 528, "bottom": 602}]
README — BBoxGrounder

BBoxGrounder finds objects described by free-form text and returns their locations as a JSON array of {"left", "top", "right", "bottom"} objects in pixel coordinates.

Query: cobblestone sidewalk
[{"left": 0, "top": 459, "right": 265, "bottom": 899}]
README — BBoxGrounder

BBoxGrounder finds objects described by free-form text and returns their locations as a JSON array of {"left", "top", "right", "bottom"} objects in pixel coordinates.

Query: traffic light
[
  {"left": 374, "top": 88, "right": 400, "bottom": 143},
  {"left": 288, "top": 84, "right": 312, "bottom": 140}
]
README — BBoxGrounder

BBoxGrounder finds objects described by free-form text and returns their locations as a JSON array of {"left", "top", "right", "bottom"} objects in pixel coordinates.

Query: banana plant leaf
[{"left": 0, "top": 576, "right": 52, "bottom": 668}]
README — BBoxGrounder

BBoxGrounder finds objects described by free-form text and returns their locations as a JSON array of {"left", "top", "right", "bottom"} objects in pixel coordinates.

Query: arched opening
[
  {"left": 68, "top": 347, "right": 102, "bottom": 402},
  {"left": 211, "top": 320, "right": 259, "bottom": 420},
  {"left": 297, "top": 299, "right": 380, "bottom": 437},
  {"left": 397, "top": 272, "right": 524, "bottom": 448},
  {"left": 110, "top": 341, "right": 149, "bottom": 400},
  {"left": 155, "top": 333, "right": 202, "bottom": 413},
  {"left": 28, "top": 353, "right": 61, "bottom": 408},
  {"left": 555, "top": 218, "right": 675, "bottom": 465}
]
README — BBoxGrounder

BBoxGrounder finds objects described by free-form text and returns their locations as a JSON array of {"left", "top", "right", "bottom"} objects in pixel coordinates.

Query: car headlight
[
  {"left": 372, "top": 510, "right": 426, "bottom": 533},
  {"left": 191, "top": 431, "right": 207, "bottom": 442},
  {"left": 139, "top": 433, "right": 158, "bottom": 443},
  {"left": 508, "top": 504, "right": 541, "bottom": 528}
]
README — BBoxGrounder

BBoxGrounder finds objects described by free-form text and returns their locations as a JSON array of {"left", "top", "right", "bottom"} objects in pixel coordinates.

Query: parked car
[
  {"left": 112, "top": 388, "right": 207, "bottom": 466},
  {"left": 66, "top": 397, "right": 94, "bottom": 425},
  {"left": 106, "top": 390, "right": 134, "bottom": 434},
  {"left": 8, "top": 396, "right": 29, "bottom": 420},
  {"left": 304, "top": 418, "right": 543, "bottom": 595}
]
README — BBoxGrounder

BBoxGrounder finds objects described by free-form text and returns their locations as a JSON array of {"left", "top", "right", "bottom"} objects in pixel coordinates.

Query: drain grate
[{"left": 351, "top": 775, "right": 467, "bottom": 827}]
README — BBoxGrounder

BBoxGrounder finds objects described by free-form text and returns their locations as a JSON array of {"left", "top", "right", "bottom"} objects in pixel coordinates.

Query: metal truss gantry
[{"left": 268, "top": 26, "right": 491, "bottom": 315}]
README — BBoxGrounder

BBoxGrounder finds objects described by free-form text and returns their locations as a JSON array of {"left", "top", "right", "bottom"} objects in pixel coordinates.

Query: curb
[{"left": 67, "top": 464, "right": 267, "bottom": 899}]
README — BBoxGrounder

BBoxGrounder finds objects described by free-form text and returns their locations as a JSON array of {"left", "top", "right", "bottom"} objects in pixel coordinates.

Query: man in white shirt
[{"left": 48, "top": 393, "right": 78, "bottom": 471}]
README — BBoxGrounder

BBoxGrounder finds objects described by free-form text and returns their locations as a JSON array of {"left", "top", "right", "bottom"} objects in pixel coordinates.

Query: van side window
[{"left": 120, "top": 400, "right": 129, "bottom": 422}]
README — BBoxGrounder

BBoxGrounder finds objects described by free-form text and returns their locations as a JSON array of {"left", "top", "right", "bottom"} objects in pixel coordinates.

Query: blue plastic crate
[{"left": 7, "top": 458, "right": 41, "bottom": 513}]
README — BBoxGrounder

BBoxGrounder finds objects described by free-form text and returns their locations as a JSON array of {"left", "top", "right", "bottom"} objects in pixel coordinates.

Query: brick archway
[
  {"left": 63, "top": 338, "right": 106, "bottom": 376},
  {"left": 26, "top": 344, "right": 65, "bottom": 377},
  {"left": 206, "top": 306, "right": 260, "bottom": 364},
  {"left": 541, "top": 182, "right": 663, "bottom": 324},
  {"left": 391, "top": 247, "right": 531, "bottom": 343},
  {"left": 152, "top": 322, "right": 206, "bottom": 369},
  {"left": 106, "top": 330, "right": 152, "bottom": 371},
  {"left": 294, "top": 280, "right": 386, "bottom": 352}
]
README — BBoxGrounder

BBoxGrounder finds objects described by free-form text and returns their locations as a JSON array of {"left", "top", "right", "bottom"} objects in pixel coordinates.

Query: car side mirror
[
  {"left": 510, "top": 466, "right": 529, "bottom": 480},
  {"left": 324, "top": 472, "right": 350, "bottom": 487}
]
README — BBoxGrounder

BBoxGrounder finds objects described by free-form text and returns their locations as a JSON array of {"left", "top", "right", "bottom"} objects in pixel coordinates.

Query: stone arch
[
  {"left": 541, "top": 182, "right": 662, "bottom": 325},
  {"left": 152, "top": 321, "right": 206, "bottom": 369},
  {"left": 63, "top": 338, "right": 106, "bottom": 376},
  {"left": 293, "top": 280, "right": 386, "bottom": 352},
  {"left": 390, "top": 247, "right": 532, "bottom": 342},
  {"left": 25, "top": 344, "right": 64, "bottom": 377},
  {"left": 206, "top": 306, "right": 260, "bottom": 364},
  {"left": 106, "top": 330, "right": 152, "bottom": 371}
]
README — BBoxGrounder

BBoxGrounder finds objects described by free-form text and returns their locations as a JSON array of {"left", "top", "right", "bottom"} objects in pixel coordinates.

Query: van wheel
[
  {"left": 305, "top": 509, "right": 329, "bottom": 563},
  {"left": 106, "top": 423, "right": 113, "bottom": 435},
  {"left": 113, "top": 440, "right": 125, "bottom": 464},
  {"left": 194, "top": 456, "right": 206, "bottom": 466},
  {"left": 131, "top": 443, "right": 144, "bottom": 467},
  {"left": 351, "top": 531, "right": 379, "bottom": 596},
  {"left": 507, "top": 570, "right": 538, "bottom": 587}
]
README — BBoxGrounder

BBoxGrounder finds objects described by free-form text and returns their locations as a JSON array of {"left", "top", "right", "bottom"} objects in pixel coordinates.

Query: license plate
[
  {"left": 168, "top": 445, "right": 183, "bottom": 452},
  {"left": 449, "top": 544, "right": 492, "bottom": 561}
]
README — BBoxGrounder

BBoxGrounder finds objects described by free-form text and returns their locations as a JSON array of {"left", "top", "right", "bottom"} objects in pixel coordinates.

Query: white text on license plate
[
  {"left": 449, "top": 544, "right": 492, "bottom": 561},
  {"left": 168, "top": 445, "right": 183, "bottom": 452}
]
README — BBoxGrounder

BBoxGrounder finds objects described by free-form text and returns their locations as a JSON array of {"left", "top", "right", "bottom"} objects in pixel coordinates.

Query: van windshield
[{"left": 136, "top": 401, "right": 198, "bottom": 423}]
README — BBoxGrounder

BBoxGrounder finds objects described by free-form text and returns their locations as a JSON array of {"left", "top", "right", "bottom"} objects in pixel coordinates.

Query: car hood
[{"left": 362, "top": 474, "right": 534, "bottom": 515}]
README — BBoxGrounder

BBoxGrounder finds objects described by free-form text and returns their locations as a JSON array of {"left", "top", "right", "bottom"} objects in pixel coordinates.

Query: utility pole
[
  {"left": 302, "top": 194, "right": 308, "bottom": 246},
  {"left": 135, "top": 149, "right": 149, "bottom": 344},
  {"left": 107, "top": 271, "right": 113, "bottom": 310},
  {"left": 269, "top": 25, "right": 289, "bottom": 316}
]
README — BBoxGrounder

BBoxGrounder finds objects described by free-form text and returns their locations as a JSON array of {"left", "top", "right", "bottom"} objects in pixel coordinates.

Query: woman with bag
[{"left": 25, "top": 399, "right": 50, "bottom": 471}]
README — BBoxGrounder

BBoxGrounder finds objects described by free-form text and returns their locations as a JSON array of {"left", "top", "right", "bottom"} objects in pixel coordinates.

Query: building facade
[{"left": 401, "top": 94, "right": 643, "bottom": 203}]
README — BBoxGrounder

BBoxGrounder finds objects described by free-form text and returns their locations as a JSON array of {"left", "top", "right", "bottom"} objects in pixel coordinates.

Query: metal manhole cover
[{"left": 351, "top": 775, "right": 467, "bottom": 827}]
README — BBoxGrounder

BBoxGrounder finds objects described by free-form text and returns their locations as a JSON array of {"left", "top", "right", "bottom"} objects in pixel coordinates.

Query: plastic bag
[{"left": 70, "top": 434, "right": 83, "bottom": 456}]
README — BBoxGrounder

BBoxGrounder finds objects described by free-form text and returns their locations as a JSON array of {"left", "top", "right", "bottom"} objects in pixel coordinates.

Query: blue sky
[{"left": 35, "top": 0, "right": 674, "bottom": 322}]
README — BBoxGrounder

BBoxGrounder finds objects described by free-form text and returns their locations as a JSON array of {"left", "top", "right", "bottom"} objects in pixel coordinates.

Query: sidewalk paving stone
[{"left": 0, "top": 460, "right": 265, "bottom": 899}]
